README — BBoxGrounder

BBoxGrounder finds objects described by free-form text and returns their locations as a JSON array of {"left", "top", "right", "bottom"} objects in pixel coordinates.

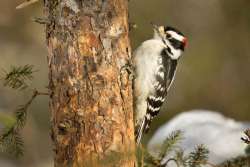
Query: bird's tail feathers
[{"left": 135, "top": 118, "right": 146, "bottom": 145}]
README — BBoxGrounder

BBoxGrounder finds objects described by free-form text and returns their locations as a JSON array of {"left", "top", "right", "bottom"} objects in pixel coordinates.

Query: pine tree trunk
[{"left": 44, "top": 0, "right": 135, "bottom": 166}]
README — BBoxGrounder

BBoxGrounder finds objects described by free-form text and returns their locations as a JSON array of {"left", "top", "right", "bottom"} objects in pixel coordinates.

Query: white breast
[{"left": 133, "top": 39, "right": 166, "bottom": 122}]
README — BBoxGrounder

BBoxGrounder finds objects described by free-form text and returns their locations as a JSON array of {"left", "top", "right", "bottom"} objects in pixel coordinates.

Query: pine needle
[
  {"left": 159, "top": 130, "right": 183, "bottom": 160},
  {"left": 188, "top": 144, "right": 209, "bottom": 167},
  {"left": 174, "top": 148, "right": 188, "bottom": 167},
  {"left": 0, "top": 127, "right": 24, "bottom": 157},
  {"left": 15, "top": 106, "right": 27, "bottom": 129},
  {"left": 1, "top": 65, "right": 35, "bottom": 90},
  {"left": 219, "top": 156, "right": 250, "bottom": 167},
  {"left": 0, "top": 90, "right": 48, "bottom": 157}
]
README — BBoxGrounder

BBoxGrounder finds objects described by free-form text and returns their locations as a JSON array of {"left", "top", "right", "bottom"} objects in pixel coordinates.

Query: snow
[{"left": 148, "top": 110, "right": 250, "bottom": 165}]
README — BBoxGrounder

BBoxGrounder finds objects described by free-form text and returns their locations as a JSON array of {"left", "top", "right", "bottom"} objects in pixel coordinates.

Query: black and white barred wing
[
  {"left": 145, "top": 57, "right": 177, "bottom": 132},
  {"left": 135, "top": 56, "right": 177, "bottom": 144}
]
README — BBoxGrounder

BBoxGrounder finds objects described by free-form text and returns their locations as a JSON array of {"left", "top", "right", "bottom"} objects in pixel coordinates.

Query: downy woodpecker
[{"left": 133, "top": 24, "right": 187, "bottom": 144}]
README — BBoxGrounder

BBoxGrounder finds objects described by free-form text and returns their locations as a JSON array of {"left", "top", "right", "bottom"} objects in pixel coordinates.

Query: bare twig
[
  {"left": 16, "top": 0, "right": 39, "bottom": 9},
  {"left": 22, "top": 89, "right": 49, "bottom": 110}
]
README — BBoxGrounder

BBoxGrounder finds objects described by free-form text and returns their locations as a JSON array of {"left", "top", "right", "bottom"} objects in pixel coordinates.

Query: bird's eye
[{"left": 166, "top": 33, "right": 171, "bottom": 38}]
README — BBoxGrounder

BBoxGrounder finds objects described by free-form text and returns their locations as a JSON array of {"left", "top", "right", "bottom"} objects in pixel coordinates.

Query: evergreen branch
[
  {"left": 0, "top": 127, "right": 24, "bottom": 157},
  {"left": 159, "top": 130, "right": 183, "bottom": 160},
  {"left": 187, "top": 144, "right": 209, "bottom": 167},
  {"left": 144, "top": 149, "right": 162, "bottom": 167},
  {"left": 218, "top": 155, "right": 250, "bottom": 167},
  {"left": 8, "top": 131, "right": 24, "bottom": 157},
  {"left": 174, "top": 149, "right": 188, "bottom": 167},
  {"left": 137, "top": 130, "right": 183, "bottom": 167},
  {"left": 1, "top": 65, "right": 36, "bottom": 90},
  {"left": 136, "top": 144, "right": 162, "bottom": 167},
  {"left": 0, "top": 89, "right": 49, "bottom": 157},
  {"left": 138, "top": 133, "right": 215, "bottom": 167},
  {"left": 15, "top": 89, "right": 49, "bottom": 129},
  {"left": 15, "top": 106, "right": 27, "bottom": 129}
]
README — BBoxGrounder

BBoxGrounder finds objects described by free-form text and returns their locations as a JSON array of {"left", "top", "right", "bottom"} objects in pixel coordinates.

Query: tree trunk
[{"left": 44, "top": 0, "right": 135, "bottom": 166}]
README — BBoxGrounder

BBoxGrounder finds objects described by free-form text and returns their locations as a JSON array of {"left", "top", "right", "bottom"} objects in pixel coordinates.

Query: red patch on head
[{"left": 182, "top": 38, "right": 188, "bottom": 48}]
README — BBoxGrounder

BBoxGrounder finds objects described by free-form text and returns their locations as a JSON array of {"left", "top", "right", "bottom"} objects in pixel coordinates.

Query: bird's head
[{"left": 152, "top": 23, "right": 187, "bottom": 59}]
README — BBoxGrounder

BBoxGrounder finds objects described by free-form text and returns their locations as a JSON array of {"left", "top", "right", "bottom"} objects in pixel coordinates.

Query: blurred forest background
[{"left": 0, "top": 0, "right": 250, "bottom": 166}]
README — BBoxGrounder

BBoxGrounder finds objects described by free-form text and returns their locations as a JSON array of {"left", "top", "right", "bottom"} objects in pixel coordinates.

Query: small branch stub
[
  {"left": 32, "top": 17, "right": 50, "bottom": 25},
  {"left": 16, "top": 0, "right": 39, "bottom": 9}
]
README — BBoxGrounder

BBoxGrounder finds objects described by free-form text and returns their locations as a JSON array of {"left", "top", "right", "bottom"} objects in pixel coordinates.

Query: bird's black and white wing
[
  {"left": 135, "top": 49, "right": 177, "bottom": 144},
  {"left": 145, "top": 53, "right": 177, "bottom": 131}
]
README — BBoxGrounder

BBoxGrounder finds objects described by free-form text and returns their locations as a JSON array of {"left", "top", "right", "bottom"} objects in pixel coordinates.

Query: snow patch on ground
[{"left": 148, "top": 110, "right": 250, "bottom": 165}]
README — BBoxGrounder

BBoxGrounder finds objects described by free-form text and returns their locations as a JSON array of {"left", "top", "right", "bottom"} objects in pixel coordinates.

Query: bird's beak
[{"left": 150, "top": 22, "right": 164, "bottom": 36}]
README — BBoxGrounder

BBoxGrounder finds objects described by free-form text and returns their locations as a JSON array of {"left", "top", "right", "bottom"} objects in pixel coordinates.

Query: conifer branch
[
  {"left": 15, "top": 89, "right": 49, "bottom": 129},
  {"left": 136, "top": 130, "right": 183, "bottom": 167},
  {"left": 187, "top": 144, "right": 209, "bottom": 167},
  {"left": 0, "top": 89, "right": 49, "bottom": 157},
  {"left": 0, "top": 126, "right": 24, "bottom": 157},
  {"left": 159, "top": 130, "right": 183, "bottom": 160},
  {"left": 172, "top": 149, "right": 188, "bottom": 167},
  {"left": 136, "top": 144, "right": 161, "bottom": 167},
  {"left": 138, "top": 129, "right": 250, "bottom": 167},
  {"left": 218, "top": 155, "right": 250, "bottom": 167},
  {"left": 1, "top": 65, "right": 36, "bottom": 90}
]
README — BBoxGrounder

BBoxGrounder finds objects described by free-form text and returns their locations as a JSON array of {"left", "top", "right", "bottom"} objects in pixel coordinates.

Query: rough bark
[{"left": 44, "top": 0, "right": 135, "bottom": 166}]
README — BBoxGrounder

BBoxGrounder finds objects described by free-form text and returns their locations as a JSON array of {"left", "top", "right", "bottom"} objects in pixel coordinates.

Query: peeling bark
[{"left": 44, "top": 0, "right": 135, "bottom": 166}]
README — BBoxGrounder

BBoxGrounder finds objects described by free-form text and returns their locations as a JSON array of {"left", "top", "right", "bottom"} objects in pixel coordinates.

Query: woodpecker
[{"left": 133, "top": 24, "right": 187, "bottom": 144}]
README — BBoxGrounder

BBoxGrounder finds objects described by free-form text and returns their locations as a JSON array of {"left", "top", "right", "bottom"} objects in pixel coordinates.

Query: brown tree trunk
[{"left": 44, "top": 0, "right": 135, "bottom": 166}]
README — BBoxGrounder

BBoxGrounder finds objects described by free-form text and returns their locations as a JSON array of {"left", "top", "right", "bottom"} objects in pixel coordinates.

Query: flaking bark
[{"left": 44, "top": 0, "right": 135, "bottom": 166}]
